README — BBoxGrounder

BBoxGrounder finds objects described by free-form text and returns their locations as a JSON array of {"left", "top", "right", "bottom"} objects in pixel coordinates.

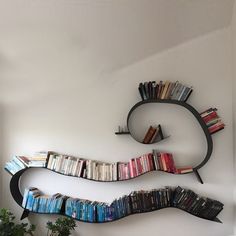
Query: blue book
[
  {"left": 32, "top": 196, "right": 40, "bottom": 212},
  {"left": 25, "top": 189, "right": 40, "bottom": 210},
  {"left": 46, "top": 198, "right": 53, "bottom": 213},
  {"left": 71, "top": 199, "right": 77, "bottom": 218},
  {"left": 12, "top": 156, "right": 26, "bottom": 169},
  {"left": 50, "top": 193, "right": 62, "bottom": 213},
  {"left": 22, "top": 188, "right": 36, "bottom": 208},
  {"left": 96, "top": 203, "right": 102, "bottom": 222},
  {"left": 84, "top": 200, "right": 90, "bottom": 221},
  {"left": 65, "top": 198, "right": 73, "bottom": 216},
  {"left": 56, "top": 197, "right": 63, "bottom": 213},
  {"left": 39, "top": 197, "right": 46, "bottom": 213},
  {"left": 76, "top": 200, "right": 81, "bottom": 220}
]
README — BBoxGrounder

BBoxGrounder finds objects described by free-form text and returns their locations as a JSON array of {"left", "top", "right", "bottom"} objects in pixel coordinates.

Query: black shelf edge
[
  {"left": 21, "top": 209, "right": 30, "bottom": 220},
  {"left": 115, "top": 132, "right": 130, "bottom": 135},
  {"left": 21, "top": 206, "right": 223, "bottom": 224},
  {"left": 20, "top": 207, "right": 222, "bottom": 224},
  {"left": 193, "top": 169, "right": 204, "bottom": 184},
  {"left": 10, "top": 169, "right": 223, "bottom": 224},
  {"left": 141, "top": 135, "right": 170, "bottom": 145},
  {"left": 6, "top": 165, "right": 199, "bottom": 184},
  {"left": 4, "top": 167, "right": 14, "bottom": 176},
  {"left": 127, "top": 99, "right": 213, "bottom": 171}
]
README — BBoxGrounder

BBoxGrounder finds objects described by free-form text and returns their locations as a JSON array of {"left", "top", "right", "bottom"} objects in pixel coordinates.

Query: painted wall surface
[
  {"left": 232, "top": 1, "right": 236, "bottom": 235},
  {"left": 0, "top": 25, "right": 234, "bottom": 236}
]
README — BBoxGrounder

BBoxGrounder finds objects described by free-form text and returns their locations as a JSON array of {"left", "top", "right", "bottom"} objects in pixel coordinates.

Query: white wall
[
  {"left": 0, "top": 26, "right": 234, "bottom": 236},
  {"left": 232, "top": 1, "right": 236, "bottom": 235}
]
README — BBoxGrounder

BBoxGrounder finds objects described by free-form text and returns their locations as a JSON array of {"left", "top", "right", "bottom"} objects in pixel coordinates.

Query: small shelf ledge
[{"left": 115, "top": 131, "right": 130, "bottom": 135}]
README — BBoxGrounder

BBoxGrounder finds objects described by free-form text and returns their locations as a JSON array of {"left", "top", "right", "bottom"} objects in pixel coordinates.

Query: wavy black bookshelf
[
  {"left": 9, "top": 169, "right": 223, "bottom": 223},
  {"left": 5, "top": 82, "right": 225, "bottom": 226}
]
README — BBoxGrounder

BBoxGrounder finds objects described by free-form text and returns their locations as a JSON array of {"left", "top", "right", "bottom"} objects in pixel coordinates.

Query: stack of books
[
  {"left": 4, "top": 152, "right": 48, "bottom": 175},
  {"left": 118, "top": 150, "right": 192, "bottom": 180},
  {"left": 5, "top": 156, "right": 26, "bottom": 175},
  {"left": 47, "top": 153, "right": 118, "bottom": 181},
  {"left": 200, "top": 108, "right": 225, "bottom": 134},
  {"left": 142, "top": 125, "right": 164, "bottom": 144},
  {"left": 46, "top": 151, "right": 193, "bottom": 181},
  {"left": 153, "top": 150, "right": 193, "bottom": 174},
  {"left": 138, "top": 81, "right": 193, "bottom": 102},
  {"left": 22, "top": 186, "right": 223, "bottom": 222},
  {"left": 173, "top": 186, "right": 224, "bottom": 220},
  {"left": 118, "top": 153, "right": 155, "bottom": 180},
  {"left": 22, "top": 187, "right": 67, "bottom": 213}
]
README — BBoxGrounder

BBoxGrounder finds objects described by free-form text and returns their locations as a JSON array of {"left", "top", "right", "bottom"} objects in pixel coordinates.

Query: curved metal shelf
[
  {"left": 7, "top": 161, "right": 202, "bottom": 185},
  {"left": 9, "top": 168, "right": 222, "bottom": 223},
  {"left": 126, "top": 99, "right": 213, "bottom": 182}
]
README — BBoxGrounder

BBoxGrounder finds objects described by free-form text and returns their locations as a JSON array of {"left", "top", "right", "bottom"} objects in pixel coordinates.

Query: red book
[
  {"left": 129, "top": 160, "right": 134, "bottom": 178},
  {"left": 209, "top": 122, "right": 225, "bottom": 134},
  {"left": 175, "top": 167, "right": 193, "bottom": 174},
  {"left": 165, "top": 153, "right": 173, "bottom": 173},
  {"left": 202, "top": 111, "right": 218, "bottom": 123},
  {"left": 144, "top": 154, "right": 150, "bottom": 171},
  {"left": 200, "top": 108, "right": 217, "bottom": 117},
  {"left": 143, "top": 126, "right": 157, "bottom": 144},
  {"left": 136, "top": 158, "right": 143, "bottom": 175},
  {"left": 158, "top": 153, "right": 163, "bottom": 170},
  {"left": 168, "top": 154, "right": 176, "bottom": 173},
  {"left": 164, "top": 154, "right": 168, "bottom": 171},
  {"left": 161, "top": 153, "right": 167, "bottom": 171},
  {"left": 148, "top": 153, "right": 154, "bottom": 171},
  {"left": 132, "top": 159, "right": 137, "bottom": 177}
]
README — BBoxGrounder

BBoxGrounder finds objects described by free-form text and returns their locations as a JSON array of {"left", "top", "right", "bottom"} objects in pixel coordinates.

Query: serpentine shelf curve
[
  {"left": 6, "top": 157, "right": 204, "bottom": 185},
  {"left": 9, "top": 168, "right": 222, "bottom": 224},
  {"left": 127, "top": 99, "right": 213, "bottom": 171}
]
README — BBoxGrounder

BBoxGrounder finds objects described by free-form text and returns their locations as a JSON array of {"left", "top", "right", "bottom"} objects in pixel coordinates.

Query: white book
[
  {"left": 86, "top": 160, "right": 92, "bottom": 179},
  {"left": 92, "top": 162, "right": 96, "bottom": 180},
  {"left": 51, "top": 156, "right": 57, "bottom": 170},
  {"left": 68, "top": 159, "right": 76, "bottom": 175},
  {"left": 113, "top": 163, "right": 117, "bottom": 181},
  {"left": 60, "top": 156, "right": 67, "bottom": 174},
  {"left": 65, "top": 156, "right": 72, "bottom": 175},
  {"left": 78, "top": 160, "right": 85, "bottom": 177},
  {"left": 109, "top": 164, "right": 113, "bottom": 181},
  {"left": 72, "top": 158, "right": 80, "bottom": 176},
  {"left": 47, "top": 154, "right": 54, "bottom": 169},
  {"left": 55, "top": 155, "right": 62, "bottom": 172},
  {"left": 178, "top": 86, "right": 187, "bottom": 101}
]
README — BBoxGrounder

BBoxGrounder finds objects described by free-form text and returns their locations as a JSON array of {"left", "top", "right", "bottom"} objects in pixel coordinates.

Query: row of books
[
  {"left": 5, "top": 152, "right": 48, "bottom": 175},
  {"left": 22, "top": 186, "right": 223, "bottom": 222},
  {"left": 154, "top": 150, "right": 193, "bottom": 174},
  {"left": 119, "top": 151, "right": 192, "bottom": 180},
  {"left": 47, "top": 153, "right": 118, "bottom": 181},
  {"left": 5, "top": 150, "right": 192, "bottom": 179},
  {"left": 142, "top": 125, "right": 164, "bottom": 144},
  {"left": 173, "top": 186, "right": 224, "bottom": 220},
  {"left": 47, "top": 151, "right": 192, "bottom": 182},
  {"left": 200, "top": 108, "right": 225, "bottom": 134},
  {"left": 138, "top": 81, "right": 193, "bottom": 102},
  {"left": 22, "top": 187, "right": 66, "bottom": 214}
]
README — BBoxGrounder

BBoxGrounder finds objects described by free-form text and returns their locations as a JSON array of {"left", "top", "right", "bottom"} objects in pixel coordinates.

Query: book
[
  {"left": 161, "top": 81, "right": 170, "bottom": 99},
  {"left": 138, "top": 83, "right": 146, "bottom": 100},
  {"left": 200, "top": 108, "right": 225, "bottom": 135},
  {"left": 143, "top": 126, "right": 156, "bottom": 144}
]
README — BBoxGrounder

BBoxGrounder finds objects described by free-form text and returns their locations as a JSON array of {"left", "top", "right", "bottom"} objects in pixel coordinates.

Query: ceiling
[{"left": 0, "top": 0, "right": 234, "bottom": 71}]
